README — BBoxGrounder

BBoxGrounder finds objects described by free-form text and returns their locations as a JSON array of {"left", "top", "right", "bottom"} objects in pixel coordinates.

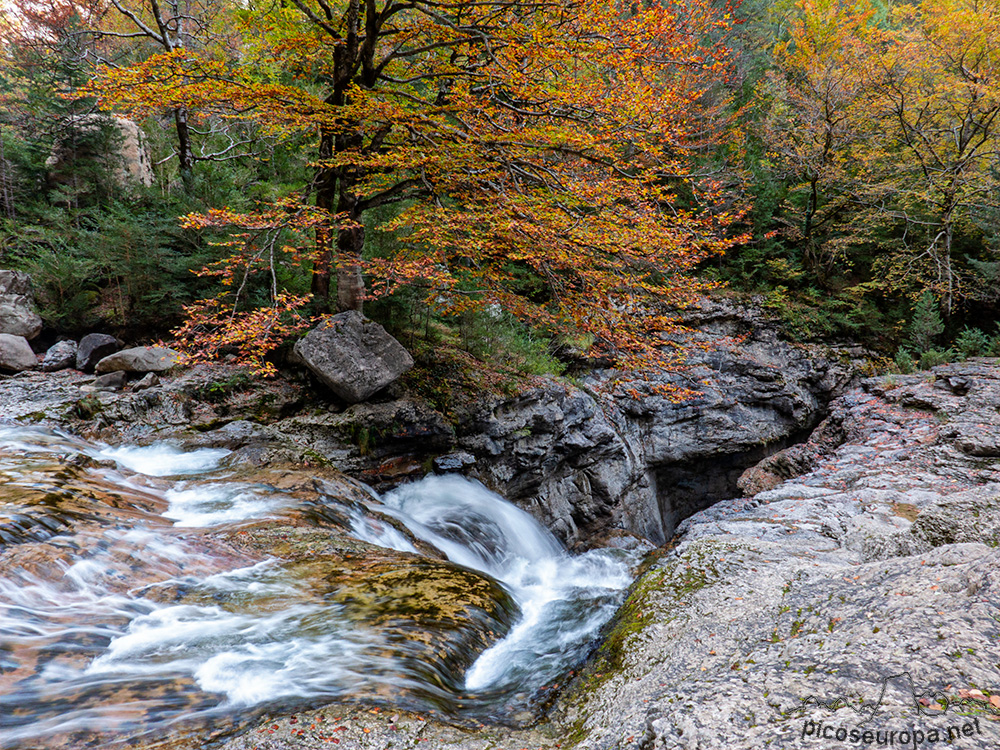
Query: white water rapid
[{"left": 0, "top": 427, "right": 642, "bottom": 746}]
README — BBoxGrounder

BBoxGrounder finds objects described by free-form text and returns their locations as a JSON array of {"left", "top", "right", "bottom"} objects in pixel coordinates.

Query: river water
[{"left": 0, "top": 426, "right": 640, "bottom": 747}]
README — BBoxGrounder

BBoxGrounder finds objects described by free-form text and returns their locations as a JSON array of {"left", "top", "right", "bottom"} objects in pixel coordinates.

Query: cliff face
[{"left": 454, "top": 300, "right": 855, "bottom": 546}]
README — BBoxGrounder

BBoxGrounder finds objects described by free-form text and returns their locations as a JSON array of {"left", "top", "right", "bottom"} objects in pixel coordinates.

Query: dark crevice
[{"left": 650, "top": 425, "right": 817, "bottom": 543}]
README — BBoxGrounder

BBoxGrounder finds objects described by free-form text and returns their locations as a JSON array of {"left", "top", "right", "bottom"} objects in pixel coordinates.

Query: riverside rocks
[
  {"left": 455, "top": 299, "right": 855, "bottom": 546},
  {"left": 0, "top": 333, "right": 37, "bottom": 372},
  {"left": 41, "top": 340, "right": 77, "bottom": 372},
  {"left": 95, "top": 346, "right": 181, "bottom": 375},
  {"left": 5, "top": 342, "right": 1000, "bottom": 748},
  {"left": 293, "top": 311, "right": 414, "bottom": 403},
  {"left": 224, "top": 359, "right": 1000, "bottom": 750},
  {"left": 76, "top": 333, "right": 119, "bottom": 372},
  {"left": 552, "top": 361, "right": 1000, "bottom": 750}
]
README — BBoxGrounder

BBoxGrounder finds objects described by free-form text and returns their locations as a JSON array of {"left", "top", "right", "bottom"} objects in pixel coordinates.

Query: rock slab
[
  {"left": 554, "top": 361, "right": 1000, "bottom": 750},
  {"left": 293, "top": 311, "right": 414, "bottom": 403}
]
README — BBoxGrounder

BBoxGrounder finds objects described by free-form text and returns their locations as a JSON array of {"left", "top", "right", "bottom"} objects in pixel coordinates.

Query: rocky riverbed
[{"left": 5, "top": 321, "right": 1000, "bottom": 748}]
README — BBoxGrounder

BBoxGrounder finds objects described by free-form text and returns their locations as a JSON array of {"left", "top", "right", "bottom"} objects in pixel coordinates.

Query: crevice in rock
[{"left": 651, "top": 427, "right": 817, "bottom": 543}]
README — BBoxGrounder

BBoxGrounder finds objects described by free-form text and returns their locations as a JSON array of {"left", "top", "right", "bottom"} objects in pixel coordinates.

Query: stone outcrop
[
  {"left": 76, "top": 333, "right": 119, "bottom": 373},
  {"left": 454, "top": 300, "right": 855, "bottom": 546},
  {"left": 0, "top": 333, "right": 37, "bottom": 372},
  {"left": 45, "top": 114, "right": 154, "bottom": 189},
  {"left": 0, "top": 270, "right": 42, "bottom": 340},
  {"left": 95, "top": 346, "right": 181, "bottom": 375},
  {"left": 293, "top": 311, "right": 415, "bottom": 403},
  {"left": 551, "top": 360, "right": 1000, "bottom": 750}
]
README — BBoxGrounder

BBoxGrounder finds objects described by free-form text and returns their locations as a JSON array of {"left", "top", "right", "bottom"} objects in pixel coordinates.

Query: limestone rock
[
  {"left": 76, "top": 333, "right": 119, "bottom": 373},
  {"left": 0, "top": 333, "right": 37, "bottom": 372},
  {"left": 293, "top": 311, "right": 414, "bottom": 403},
  {"left": 455, "top": 299, "right": 858, "bottom": 546},
  {"left": 131, "top": 372, "right": 160, "bottom": 391},
  {"left": 46, "top": 114, "right": 153, "bottom": 189},
  {"left": 0, "top": 270, "right": 42, "bottom": 340},
  {"left": 433, "top": 451, "right": 476, "bottom": 473},
  {"left": 95, "top": 346, "right": 181, "bottom": 375},
  {"left": 41, "top": 339, "right": 78, "bottom": 372}
]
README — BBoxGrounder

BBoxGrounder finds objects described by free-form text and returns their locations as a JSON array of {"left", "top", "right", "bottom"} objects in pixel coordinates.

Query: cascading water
[{"left": 0, "top": 426, "right": 642, "bottom": 748}]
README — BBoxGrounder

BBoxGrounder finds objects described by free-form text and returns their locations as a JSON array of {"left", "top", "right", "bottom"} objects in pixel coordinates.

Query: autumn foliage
[{"left": 85, "top": 0, "right": 745, "bottom": 374}]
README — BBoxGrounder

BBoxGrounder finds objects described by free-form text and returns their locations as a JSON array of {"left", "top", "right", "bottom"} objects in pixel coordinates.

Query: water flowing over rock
[
  {"left": 0, "top": 270, "right": 42, "bottom": 341},
  {"left": 293, "top": 311, "right": 415, "bottom": 403},
  {"left": 0, "top": 427, "right": 637, "bottom": 750}
]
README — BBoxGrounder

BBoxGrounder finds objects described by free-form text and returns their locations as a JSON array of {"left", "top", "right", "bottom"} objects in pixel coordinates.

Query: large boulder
[
  {"left": 46, "top": 114, "right": 154, "bottom": 189},
  {"left": 40, "top": 339, "right": 78, "bottom": 372},
  {"left": 95, "top": 346, "right": 181, "bottom": 375},
  {"left": 293, "top": 311, "right": 414, "bottom": 403},
  {"left": 0, "top": 270, "right": 43, "bottom": 340},
  {"left": 76, "top": 333, "right": 119, "bottom": 373},
  {"left": 0, "top": 333, "right": 37, "bottom": 372}
]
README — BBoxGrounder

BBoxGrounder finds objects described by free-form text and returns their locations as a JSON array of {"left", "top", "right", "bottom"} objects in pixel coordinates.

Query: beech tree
[
  {"left": 762, "top": 0, "right": 878, "bottom": 277},
  {"left": 87, "top": 0, "right": 744, "bottom": 373},
  {"left": 866, "top": 0, "right": 1000, "bottom": 315}
]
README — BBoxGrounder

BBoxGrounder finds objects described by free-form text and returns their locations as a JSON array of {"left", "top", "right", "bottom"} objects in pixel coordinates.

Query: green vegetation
[{"left": 4, "top": 0, "right": 1000, "bottom": 378}]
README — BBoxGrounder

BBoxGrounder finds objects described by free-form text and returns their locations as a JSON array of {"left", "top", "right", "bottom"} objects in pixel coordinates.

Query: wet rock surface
[
  {"left": 11, "top": 308, "right": 1000, "bottom": 750},
  {"left": 555, "top": 361, "right": 1000, "bottom": 749},
  {"left": 0, "top": 441, "right": 517, "bottom": 750}
]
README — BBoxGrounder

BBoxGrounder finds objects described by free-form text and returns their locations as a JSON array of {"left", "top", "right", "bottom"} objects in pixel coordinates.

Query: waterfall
[{"left": 0, "top": 427, "right": 641, "bottom": 746}]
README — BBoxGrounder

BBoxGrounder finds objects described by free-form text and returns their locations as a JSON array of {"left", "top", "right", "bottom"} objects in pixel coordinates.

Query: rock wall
[
  {"left": 552, "top": 359, "right": 1000, "bottom": 750},
  {"left": 46, "top": 114, "right": 154, "bottom": 189},
  {"left": 455, "top": 300, "right": 855, "bottom": 546}
]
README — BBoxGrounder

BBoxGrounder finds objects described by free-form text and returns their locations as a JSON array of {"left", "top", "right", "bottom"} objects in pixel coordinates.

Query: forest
[{"left": 2, "top": 0, "right": 1000, "bottom": 381}]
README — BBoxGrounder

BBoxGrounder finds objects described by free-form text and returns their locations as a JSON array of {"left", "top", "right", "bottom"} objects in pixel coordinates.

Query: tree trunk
[
  {"left": 336, "top": 215, "right": 365, "bottom": 313},
  {"left": 174, "top": 107, "right": 194, "bottom": 192}
]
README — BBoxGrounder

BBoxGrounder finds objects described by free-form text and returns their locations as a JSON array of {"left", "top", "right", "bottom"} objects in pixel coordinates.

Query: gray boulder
[
  {"left": 95, "top": 346, "right": 180, "bottom": 375},
  {"left": 293, "top": 311, "right": 414, "bottom": 403},
  {"left": 93, "top": 370, "right": 127, "bottom": 390},
  {"left": 76, "top": 334, "right": 119, "bottom": 373},
  {"left": 0, "top": 333, "right": 37, "bottom": 372},
  {"left": 0, "top": 270, "right": 43, "bottom": 340},
  {"left": 41, "top": 339, "right": 78, "bottom": 372}
]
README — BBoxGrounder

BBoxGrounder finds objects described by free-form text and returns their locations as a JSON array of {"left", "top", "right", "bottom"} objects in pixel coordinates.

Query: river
[{"left": 0, "top": 426, "right": 640, "bottom": 748}]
